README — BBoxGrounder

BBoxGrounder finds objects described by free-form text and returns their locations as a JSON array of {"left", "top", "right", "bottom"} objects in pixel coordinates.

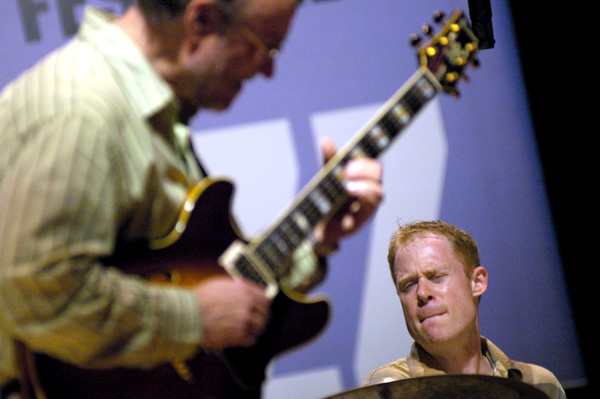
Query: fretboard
[{"left": 221, "top": 67, "right": 442, "bottom": 287}]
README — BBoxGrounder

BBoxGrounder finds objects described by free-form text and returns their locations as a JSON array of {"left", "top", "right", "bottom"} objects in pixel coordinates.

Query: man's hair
[
  {"left": 136, "top": 0, "right": 245, "bottom": 25},
  {"left": 387, "top": 220, "right": 481, "bottom": 286}
]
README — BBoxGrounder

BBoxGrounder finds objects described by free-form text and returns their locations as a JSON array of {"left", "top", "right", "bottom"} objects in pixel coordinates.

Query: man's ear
[
  {"left": 471, "top": 265, "right": 488, "bottom": 299},
  {"left": 183, "top": 0, "right": 224, "bottom": 38}
]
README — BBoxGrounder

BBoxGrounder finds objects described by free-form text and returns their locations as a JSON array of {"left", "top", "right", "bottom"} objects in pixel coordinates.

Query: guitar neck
[{"left": 226, "top": 67, "right": 442, "bottom": 285}]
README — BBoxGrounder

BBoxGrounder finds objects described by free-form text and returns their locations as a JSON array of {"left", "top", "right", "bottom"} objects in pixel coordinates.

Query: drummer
[{"left": 363, "top": 220, "right": 566, "bottom": 399}]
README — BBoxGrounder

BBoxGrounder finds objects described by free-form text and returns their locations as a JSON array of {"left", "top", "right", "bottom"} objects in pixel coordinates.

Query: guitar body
[{"left": 31, "top": 178, "right": 330, "bottom": 399}]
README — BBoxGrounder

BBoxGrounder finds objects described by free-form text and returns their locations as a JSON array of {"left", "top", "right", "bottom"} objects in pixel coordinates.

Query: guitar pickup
[{"left": 219, "top": 240, "right": 279, "bottom": 299}]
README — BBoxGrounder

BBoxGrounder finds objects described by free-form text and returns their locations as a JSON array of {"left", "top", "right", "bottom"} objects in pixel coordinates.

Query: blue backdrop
[{"left": 0, "top": 1, "right": 586, "bottom": 397}]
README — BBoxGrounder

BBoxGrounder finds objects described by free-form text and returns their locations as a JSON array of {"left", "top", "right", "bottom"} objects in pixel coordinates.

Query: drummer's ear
[{"left": 471, "top": 266, "right": 487, "bottom": 301}]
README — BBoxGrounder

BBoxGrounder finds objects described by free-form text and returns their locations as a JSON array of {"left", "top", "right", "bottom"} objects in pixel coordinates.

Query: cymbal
[{"left": 322, "top": 375, "right": 550, "bottom": 399}]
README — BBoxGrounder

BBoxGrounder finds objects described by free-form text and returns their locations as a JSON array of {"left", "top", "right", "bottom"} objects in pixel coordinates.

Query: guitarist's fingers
[
  {"left": 335, "top": 187, "right": 383, "bottom": 237},
  {"left": 194, "top": 277, "right": 271, "bottom": 350},
  {"left": 345, "top": 179, "right": 385, "bottom": 211},
  {"left": 345, "top": 157, "right": 384, "bottom": 186},
  {"left": 319, "top": 136, "right": 337, "bottom": 164},
  {"left": 247, "top": 285, "right": 271, "bottom": 331},
  {"left": 312, "top": 157, "right": 384, "bottom": 248},
  {"left": 231, "top": 281, "right": 271, "bottom": 347},
  {"left": 343, "top": 158, "right": 385, "bottom": 223},
  {"left": 314, "top": 138, "right": 384, "bottom": 250},
  {"left": 246, "top": 305, "right": 270, "bottom": 340}
]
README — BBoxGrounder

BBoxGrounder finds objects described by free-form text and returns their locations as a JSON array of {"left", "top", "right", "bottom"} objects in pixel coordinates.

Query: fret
[
  {"left": 234, "top": 255, "right": 268, "bottom": 287},
  {"left": 279, "top": 219, "right": 304, "bottom": 248},
  {"left": 291, "top": 211, "right": 312, "bottom": 234},
  {"left": 402, "top": 91, "right": 422, "bottom": 115},
  {"left": 256, "top": 206, "right": 323, "bottom": 276},
  {"left": 316, "top": 178, "right": 335, "bottom": 202},
  {"left": 415, "top": 76, "right": 437, "bottom": 100},
  {"left": 340, "top": 153, "right": 354, "bottom": 167},
  {"left": 309, "top": 188, "right": 333, "bottom": 215},
  {"left": 255, "top": 240, "right": 285, "bottom": 269},
  {"left": 316, "top": 177, "right": 335, "bottom": 205},
  {"left": 368, "top": 124, "right": 390, "bottom": 150},
  {"left": 390, "top": 103, "right": 411, "bottom": 127},
  {"left": 379, "top": 111, "right": 403, "bottom": 138},
  {"left": 298, "top": 196, "right": 322, "bottom": 226},
  {"left": 331, "top": 164, "right": 345, "bottom": 183},
  {"left": 300, "top": 195, "right": 324, "bottom": 225},
  {"left": 350, "top": 146, "right": 368, "bottom": 159},
  {"left": 311, "top": 188, "right": 335, "bottom": 215},
  {"left": 277, "top": 222, "right": 298, "bottom": 249},
  {"left": 271, "top": 229, "right": 293, "bottom": 256},
  {"left": 357, "top": 133, "right": 380, "bottom": 158},
  {"left": 321, "top": 173, "right": 346, "bottom": 202},
  {"left": 406, "top": 76, "right": 436, "bottom": 113}
]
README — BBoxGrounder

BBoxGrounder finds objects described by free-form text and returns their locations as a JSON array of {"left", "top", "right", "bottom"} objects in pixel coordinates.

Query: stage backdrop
[{"left": 0, "top": 0, "right": 586, "bottom": 397}]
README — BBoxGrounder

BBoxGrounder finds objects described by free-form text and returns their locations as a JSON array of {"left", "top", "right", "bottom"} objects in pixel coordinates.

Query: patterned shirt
[
  {"left": 0, "top": 7, "right": 207, "bottom": 386},
  {"left": 0, "top": 7, "right": 323, "bottom": 387},
  {"left": 363, "top": 337, "right": 567, "bottom": 399}
]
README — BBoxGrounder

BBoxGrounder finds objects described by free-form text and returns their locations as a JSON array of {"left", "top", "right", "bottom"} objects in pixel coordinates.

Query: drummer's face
[{"left": 393, "top": 234, "right": 487, "bottom": 349}]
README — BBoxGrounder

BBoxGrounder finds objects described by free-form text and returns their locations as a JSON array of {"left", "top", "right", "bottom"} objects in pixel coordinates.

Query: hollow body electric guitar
[{"left": 23, "top": 10, "right": 480, "bottom": 399}]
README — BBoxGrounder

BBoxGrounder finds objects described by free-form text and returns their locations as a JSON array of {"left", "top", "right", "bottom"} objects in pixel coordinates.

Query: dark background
[{"left": 509, "top": 2, "right": 595, "bottom": 398}]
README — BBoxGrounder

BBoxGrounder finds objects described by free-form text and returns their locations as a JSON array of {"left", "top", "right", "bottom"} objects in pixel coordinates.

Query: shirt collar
[
  {"left": 480, "top": 337, "right": 523, "bottom": 380},
  {"left": 77, "top": 7, "right": 179, "bottom": 121},
  {"left": 407, "top": 337, "right": 521, "bottom": 378}
]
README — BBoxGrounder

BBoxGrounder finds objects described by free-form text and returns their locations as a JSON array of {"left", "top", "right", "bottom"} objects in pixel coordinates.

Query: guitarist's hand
[
  {"left": 313, "top": 137, "right": 384, "bottom": 253},
  {"left": 193, "top": 277, "right": 271, "bottom": 350}
]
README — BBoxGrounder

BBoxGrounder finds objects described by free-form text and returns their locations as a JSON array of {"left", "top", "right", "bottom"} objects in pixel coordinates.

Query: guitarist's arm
[{"left": 0, "top": 113, "right": 272, "bottom": 379}]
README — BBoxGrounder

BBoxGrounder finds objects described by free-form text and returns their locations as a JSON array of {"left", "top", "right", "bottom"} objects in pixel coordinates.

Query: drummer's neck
[{"left": 419, "top": 334, "right": 493, "bottom": 376}]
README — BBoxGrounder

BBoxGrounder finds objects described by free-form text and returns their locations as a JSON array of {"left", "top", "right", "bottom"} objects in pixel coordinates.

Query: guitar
[{"left": 21, "top": 10, "right": 480, "bottom": 399}]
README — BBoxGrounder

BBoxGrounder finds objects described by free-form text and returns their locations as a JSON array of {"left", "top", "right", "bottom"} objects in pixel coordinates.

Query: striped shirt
[
  {"left": 0, "top": 6, "right": 325, "bottom": 388},
  {"left": 0, "top": 7, "right": 207, "bottom": 385}
]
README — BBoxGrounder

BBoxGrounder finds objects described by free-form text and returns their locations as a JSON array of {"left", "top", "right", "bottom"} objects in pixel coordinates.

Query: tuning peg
[
  {"left": 421, "top": 24, "right": 434, "bottom": 36},
  {"left": 445, "top": 87, "right": 460, "bottom": 98},
  {"left": 409, "top": 33, "right": 422, "bottom": 47},
  {"left": 433, "top": 10, "right": 445, "bottom": 23},
  {"left": 445, "top": 72, "right": 460, "bottom": 83}
]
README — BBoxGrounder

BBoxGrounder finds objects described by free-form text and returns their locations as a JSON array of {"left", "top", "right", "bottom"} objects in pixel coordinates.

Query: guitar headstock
[{"left": 412, "top": 10, "right": 480, "bottom": 97}]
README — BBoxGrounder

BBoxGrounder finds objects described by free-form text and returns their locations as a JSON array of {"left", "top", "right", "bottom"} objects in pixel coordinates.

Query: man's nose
[{"left": 416, "top": 278, "right": 434, "bottom": 304}]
